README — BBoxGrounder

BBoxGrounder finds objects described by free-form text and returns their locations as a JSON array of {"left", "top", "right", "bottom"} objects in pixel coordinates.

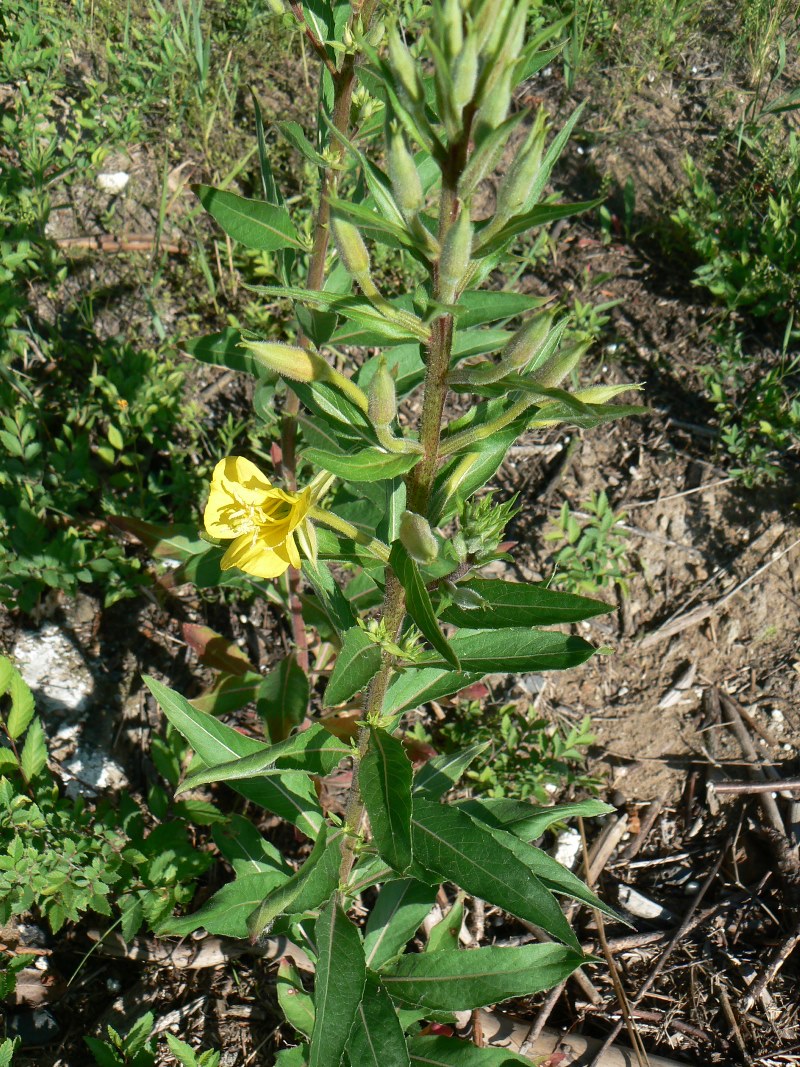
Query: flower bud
[
  {"left": 438, "top": 203, "right": 473, "bottom": 304},
  {"left": 442, "top": 0, "right": 464, "bottom": 58},
  {"left": 399, "top": 510, "right": 438, "bottom": 565},
  {"left": 240, "top": 339, "right": 330, "bottom": 383},
  {"left": 452, "top": 34, "right": 478, "bottom": 111},
  {"left": 531, "top": 339, "right": 591, "bottom": 389},
  {"left": 388, "top": 125, "right": 423, "bottom": 217},
  {"left": 388, "top": 25, "right": 423, "bottom": 105},
  {"left": 444, "top": 581, "right": 486, "bottom": 609},
  {"left": 368, "top": 357, "right": 397, "bottom": 427},
  {"left": 500, "top": 312, "right": 555, "bottom": 373},
  {"left": 573, "top": 383, "right": 639, "bottom": 404},
  {"left": 331, "top": 215, "right": 371, "bottom": 281},
  {"left": 495, "top": 112, "right": 547, "bottom": 219},
  {"left": 474, "top": 67, "right": 513, "bottom": 137}
]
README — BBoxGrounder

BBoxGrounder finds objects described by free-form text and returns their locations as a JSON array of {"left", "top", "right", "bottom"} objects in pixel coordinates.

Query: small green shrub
[
  {"left": 703, "top": 326, "right": 800, "bottom": 485},
  {"left": 0, "top": 656, "right": 211, "bottom": 938},
  {"left": 435, "top": 702, "right": 599, "bottom": 801},
  {"left": 546, "top": 490, "right": 632, "bottom": 595}
]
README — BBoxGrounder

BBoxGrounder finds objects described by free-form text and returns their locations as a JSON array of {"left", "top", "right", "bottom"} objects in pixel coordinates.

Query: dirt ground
[{"left": 3, "top": 42, "right": 800, "bottom": 1067}]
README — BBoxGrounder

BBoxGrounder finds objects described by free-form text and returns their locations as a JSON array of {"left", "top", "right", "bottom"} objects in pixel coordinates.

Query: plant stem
[
  {"left": 308, "top": 506, "right": 391, "bottom": 562},
  {"left": 339, "top": 148, "right": 467, "bottom": 886}
]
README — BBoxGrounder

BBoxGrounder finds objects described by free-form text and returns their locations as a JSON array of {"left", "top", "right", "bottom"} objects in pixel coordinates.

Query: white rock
[
  {"left": 62, "top": 745, "right": 129, "bottom": 798},
  {"left": 551, "top": 828, "right": 582, "bottom": 870},
  {"left": 12, "top": 624, "right": 94, "bottom": 718},
  {"left": 96, "top": 171, "right": 130, "bottom": 193}
]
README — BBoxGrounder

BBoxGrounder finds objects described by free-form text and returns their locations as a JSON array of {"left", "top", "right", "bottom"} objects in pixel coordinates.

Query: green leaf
[
  {"left": 251, "top": 89, "right": 282, "bottom": 205},
  {"left": 248, "top": 827, "right": 343, "bottom": 937},
  {"left": 364, "top": 879, "right": 438, "bottom": 970},
  {"left": 476, "top": 820, "right": 619, "bottom": 921},
  {"left": 302, "top": 560, "right": 358, "bottom": 637},
  {"left": 309, "top": 899, "right": 367, "bottom": 1067},
  {"left": 412, "top": 742, "right": 490, "bottom": 801},
  {"left": 425, "top": 895, "right": 464, "bottom": 953},
  {"left": 0, "top": 657, "right": 14, "bottom": 696},
  {"left": 475, "top": 198, "right": 603, "bottom": 257},
  {"left": 143, "top": 677, "right": 322, "bottom": 837},
  {"left": 439, "top": 579, "right": 612, "bottom": 629},
  {"left": 411, "top": 799, "right": 580, "bottom": 948},
  {"left": 20, "top": 717, "right": 47, "bottom": 779},
  {"left": 430, "top": 426, "right": 523, "bottom": 523},
  {"left": 324, "top": 627, "right": 382, "bottom": 707},
  {"left": 194, "top": 184, "right": 305, "bottom": 251},
  {"left": 275, "top": 1048, "right": 307, "bottom": 1067},
  {"left": 257, "top": 655, "right": 309, "bottom": 743},
  {"left": 409, "top": 1035, "right": 531, "bottom": 1066},
  {"left": 456, "top": 798, "right": 614, "bottom": 842},
  {"left": 389, "top": 542, "right": 459, "bottom": 669},
  {"left": 453, "top": 290, "right": 546, "bottom": 329},
  {"left": 348, "top": 975, "right": 410, "bottom": 1067},
  {"left": 278, "top": 120, "right": 331, "bottom": 167},
  {"left": 416, "top": 629, "right": 596, "bottom": 673},
  {"left": 160, "top": 871, "right": 286, "bottom": 938},
  {"left": 380, "top": 943, "right": 587, "bottom": 1010},
  {"left": 278, "top": 958, "right": 316, "bottom": 1039},
  {"left": 246, "top": 285, "right": 428, "bottom": 343},
  {"left": 184, "top": 329, "right": 274, "bottom": 379},
  {"left": 382, "top": 669, "right": 485, "bottom": 719},
  {"left": 303, "top": 446, "right": 421, "bottom": 483},
  {"left": 361, "top": 728, "right": 413, "bottom": 874},
  {"left": 188, "top": 671, "right": 262, "bottom": 716},
  {"left": 175, "top": 724, "right": 350, "bottom": 793},
  {"left": 7, "top": 672, "right": 34, "bottom": 739}
]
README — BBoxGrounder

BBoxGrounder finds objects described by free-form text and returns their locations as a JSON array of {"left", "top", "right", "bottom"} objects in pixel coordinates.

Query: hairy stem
[{"left": 339, "top": 150, "right": 466, "bottom": 886}]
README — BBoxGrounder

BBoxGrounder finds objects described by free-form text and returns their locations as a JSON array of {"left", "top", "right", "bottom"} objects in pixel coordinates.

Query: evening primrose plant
[{"left": 143, "top": 2, "right": 642, "bottom": 1064}]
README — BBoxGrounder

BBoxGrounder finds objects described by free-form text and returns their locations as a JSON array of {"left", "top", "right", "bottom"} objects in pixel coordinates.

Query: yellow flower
[{"left": 204, "top": 456, "right": 313, "bottom": 579}]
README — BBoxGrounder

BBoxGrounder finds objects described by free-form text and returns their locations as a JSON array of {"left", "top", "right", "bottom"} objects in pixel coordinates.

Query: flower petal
[
  {"left": 221, "top": 533, "right": 291, "bottom": 579},
  {"left": 214, "top": 456, "right": 273, "bottom": 505}
]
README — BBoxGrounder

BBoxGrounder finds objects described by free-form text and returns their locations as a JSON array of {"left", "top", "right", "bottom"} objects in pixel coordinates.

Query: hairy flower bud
[
  {"left": 531, "top": 339, "right": 591, "bottom": 389},
  {"left": 444, "top": 581, "right": 486, "bottom": 609},
  {"left": 388, "top": 125, "right": 423, "bottom": 217},
  {"left": 495, "top": 112, "right": 547, "bottom": 219},
  {"left": 452, "top": 34, "right": 478, "bottom": 110},
  {"left": 331, "top": 215, "right": 371, "bottom": 280},
  {"left": 438, "top": 203, "right": 473, "bottom": 304},
  {"left": 399, "top": 510, "right": 438, "bottom": 564},
  {"left": 573, "top": 383, "right": 639, "bottom": 404},
  {"left": 368, "top": 357, "right": 397, "bottom": 427},
  {"left": 442, "top": 0, "right": 464, "bottom": 58},
  {"left": 388, "top": 25, "right": 423, "bottom": 105},
  {"left": 452, "top": 313, "right": 556, "bottom": 386},
  {"left": 240, "top": 339, "right": 330, "bottom": 383}
]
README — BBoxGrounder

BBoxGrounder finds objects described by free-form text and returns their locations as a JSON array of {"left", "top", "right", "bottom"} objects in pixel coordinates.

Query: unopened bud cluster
[{"left": 453, "top": 493, "right": 519, "bottom": 564}]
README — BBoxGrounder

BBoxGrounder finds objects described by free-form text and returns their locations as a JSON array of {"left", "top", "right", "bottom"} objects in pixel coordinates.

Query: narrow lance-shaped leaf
[
  {"left": 411, "top": 799, "right": 580, "bottom": 949},
  {"left": 409, "top": 1035, "right": 532, "bottom": 1066},
  {"left": 456, "top": 797, "right": 615, "bottom": 842},
  {"left": 348, "top": 975, "right": 410, "bottom": 1067},
  {"left": 324, "top": 627, "right": 382, "bottom": 707},
  {"left": 380, "top": 942, "right": 587, "bottom": 1011},
  {"left": 303, "top": 446, "right": 421, "bottom": 483},
  {"left": 364, "top": 879, "right": 438, "bottom": 970},
  {"left": 360, "top": 727, "right": 414, "bottom": 874},
  {"left": 412, "top": 742, "right": 490, "bottom": 801},
  {"left": 160, "top": 870, "right": 286, "bottom": 939},
  {"left": 382, "top": 668, "right": 485, "bottom": 719},
  {"left": 309, "top": 898, "right": 367, "bottom": 1067},
  {"left": 390, "top": 542, "right": 459, "bottom": 669},
  {"left": 247, "top": 827, "right": 343, "bottom": 939},
  {"left": 257, "top": 654, "right": 309, "bottom": 743},
  {"left": 278, "top": 958, "right": 315, "bottom": 1040},
  {"left": 439, "top": 578, "right": 612, "bottom": 629},
  {"left": 143, "top": 676, "right": 323, "bottom": 838},
  {"left": 416, "top": 628, "right": 597, "bottom": 674},
  {"left": 194, "top": 185, "right": 305, "bottom": 251},
  {"left": 175, "top": 723, "right": 350, "bottom": 793}
]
